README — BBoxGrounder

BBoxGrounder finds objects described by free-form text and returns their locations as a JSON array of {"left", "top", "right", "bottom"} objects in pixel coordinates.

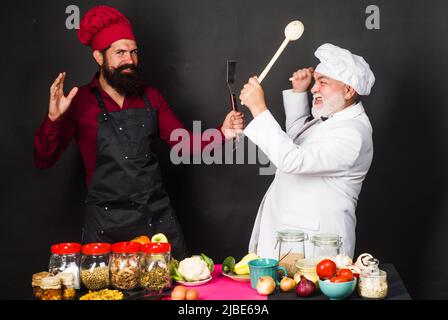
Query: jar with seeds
[
  {"left": 139, "top": 242, "right": 171, "bottom": 292},
  {"left": 81, "top": 243, "right": 111, "bottom": 291}
]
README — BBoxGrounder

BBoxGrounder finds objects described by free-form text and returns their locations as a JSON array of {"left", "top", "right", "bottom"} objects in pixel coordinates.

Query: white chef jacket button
[
  {"left": 119, "top": 127, "right": 122, "bottom": 131},
  {"left": 104, "top": 206, "right": 108, "bottom": 211},
  {"left": 124, "top": 156, "right": 128, "bottom": 159}
]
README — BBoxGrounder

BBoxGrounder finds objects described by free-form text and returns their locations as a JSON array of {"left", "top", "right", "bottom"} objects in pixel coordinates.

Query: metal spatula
[{"left": 226, "top": 60, "right": 243, "bottom": 148}]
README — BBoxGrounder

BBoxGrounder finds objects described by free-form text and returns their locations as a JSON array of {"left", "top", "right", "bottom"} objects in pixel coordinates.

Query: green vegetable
[
  {"left": 222, "top": 256, "right": 236, "bottom": 274},
  {"left": 200, "top": 253, "right": 215, "bottom": 272},
  {"left": 169, "top": 259, "right": 179, "bottom": 277},
  {"left": 169, "top": 258, "right": 185, "bottom": 281}
]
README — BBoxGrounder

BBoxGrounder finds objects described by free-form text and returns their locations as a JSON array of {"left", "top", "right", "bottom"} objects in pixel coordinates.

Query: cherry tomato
[
  {"left": 330, "top": 276, "right": 347, "bottom": 283},
  {"left": 316, "top": 259, "right": 337, "bottom": 280},
  {"left": 336, "top": 269, "right": 354, "bottom": 281}
]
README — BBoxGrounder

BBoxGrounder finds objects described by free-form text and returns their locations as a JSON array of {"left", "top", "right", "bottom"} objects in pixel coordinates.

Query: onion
[
  {"left": 256, "top": 276, "right": 276, "bottom": 295},
  {"left": 279, "top": 277, "right": 296, "bottom": 292},
  {"left": 296, "top": 275, "right": 316, "bottom": 297}
]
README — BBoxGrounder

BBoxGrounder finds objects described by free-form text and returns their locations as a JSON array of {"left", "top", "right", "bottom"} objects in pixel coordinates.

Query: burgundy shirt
[{"left": 34, "top": 74, "right": 225, "bottom": 186}]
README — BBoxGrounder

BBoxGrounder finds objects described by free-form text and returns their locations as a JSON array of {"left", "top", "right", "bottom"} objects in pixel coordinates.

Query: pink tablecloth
[{"left": 169, "top": 264, "right": 267, "bottom": 300}]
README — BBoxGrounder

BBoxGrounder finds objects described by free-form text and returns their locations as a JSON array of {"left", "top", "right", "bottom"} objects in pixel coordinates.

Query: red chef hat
[{"left": 77, "top": 5, "right": 136, "bottom": 51}]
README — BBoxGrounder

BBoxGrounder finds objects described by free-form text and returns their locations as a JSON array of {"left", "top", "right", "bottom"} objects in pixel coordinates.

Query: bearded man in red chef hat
[{"left": 34, "top": 6, "right": 244, "bottom": 259}]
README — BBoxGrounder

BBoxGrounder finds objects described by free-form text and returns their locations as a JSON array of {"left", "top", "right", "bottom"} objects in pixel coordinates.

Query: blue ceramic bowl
[{"left": 318, "top": 278, "right": 357, "bottom": 300}]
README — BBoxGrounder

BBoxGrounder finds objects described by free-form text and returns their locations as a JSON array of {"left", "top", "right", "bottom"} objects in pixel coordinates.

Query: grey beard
[{"left": 311, "top": 102, "right": 334, "bottom": 119}]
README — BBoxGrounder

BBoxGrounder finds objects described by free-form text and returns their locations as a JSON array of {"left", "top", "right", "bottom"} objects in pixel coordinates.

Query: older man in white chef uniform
[{"left": 239, "top": 43, "right": 375, "bottom": 259}]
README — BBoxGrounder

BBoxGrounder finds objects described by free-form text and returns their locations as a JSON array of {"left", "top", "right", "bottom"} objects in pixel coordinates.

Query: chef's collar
[{"left": 329, "top": 101, "right": 365, "bottom": 121}]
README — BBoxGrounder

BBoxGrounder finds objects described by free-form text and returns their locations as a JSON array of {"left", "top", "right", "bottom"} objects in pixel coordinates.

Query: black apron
[{"left": 82, "top": 87, "right": 188, "bottom": 260}]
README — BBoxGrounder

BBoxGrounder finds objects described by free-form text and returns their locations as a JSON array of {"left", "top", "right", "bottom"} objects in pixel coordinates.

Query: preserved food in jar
[
  {"left": 276, "top": 229, "right": 307, "bottom": 276},
  {"left": 32, "top": 271, "right": 51, "bottom": 300},
  {"left": 81, "top": 243, "right": 111, "bottom": 291},
  {"left": 139, "top": 242, "right": 171, "bottom": 292},
  {"left": 49, "top": 243, "right": 81, "bottom": 289},
  {"left": 110, "top": 242, "right": 141, "bottom": 290},
  {"left": 40, "top": 276, "right": 62, "bottom": 300},
  {"left": 58, "top": 272, "right": 76, "bottom": 300}
]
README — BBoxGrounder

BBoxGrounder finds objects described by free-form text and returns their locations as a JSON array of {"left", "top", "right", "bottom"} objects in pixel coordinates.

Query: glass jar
[
  {"left": 294, "top": 258, "right": 320, "bottom": 287},
  {"left": 276, "top": 229, "right": 307, "bottom": 276},
  {"left": 81, "top": 243, "right": 111, "bottom": 291},
  {"left": 139, "top": 242, "right": 171, "bottom": 292},
  {"left": 58, "top": 272, "right": 76, "bottom": 300},
  {"left": 358, "top": 269, "right": 388, "bottom": 299},
  {"left": 49, "top": 243, "right": 82, "bottom": 289},
  {"left": 110, "top": 242, "right": 141, "bottom": 290},
  {"left": 39, "top": 275, "right": 62, "bottom": 300},
  {"left": 32, "top": 271, "right": 51, "bottom": 300},
  {"left": 311, "top": 233, "right": 342, "bottom": 259}
]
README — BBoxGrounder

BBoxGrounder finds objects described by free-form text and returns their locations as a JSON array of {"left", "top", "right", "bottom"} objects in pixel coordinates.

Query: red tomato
[
  {"left": 316, "top": 259, "right": 337, "bottom": 280},
  {"left": 330, "top": 276, "right": 346, "bottom": 283},
  {"left": 336, "top": 269, "right": 354, "bottom": 281}
]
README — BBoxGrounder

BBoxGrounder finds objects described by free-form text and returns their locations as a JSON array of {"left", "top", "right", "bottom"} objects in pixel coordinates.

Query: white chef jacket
[{"left": 243, "top": 89, "right": 373, "bottom": 259}]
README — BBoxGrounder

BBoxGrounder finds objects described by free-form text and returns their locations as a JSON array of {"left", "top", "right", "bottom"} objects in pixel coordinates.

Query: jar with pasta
[
  {"left": 358, "top": 269, "right": 388, "bottom": 299},
  {"left": 110, "top": 242, "right": 141, "bottom": 290}
]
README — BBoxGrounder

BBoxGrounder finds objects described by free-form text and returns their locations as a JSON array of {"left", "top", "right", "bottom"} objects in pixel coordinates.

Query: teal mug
[{"left": 248, "top": 258, "right": 288, "bottom": 289}]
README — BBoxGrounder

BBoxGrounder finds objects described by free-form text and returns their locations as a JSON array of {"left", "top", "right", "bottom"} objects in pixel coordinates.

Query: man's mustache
[{"left": 115, "top": 64, "right": 138, "bottom": 73}]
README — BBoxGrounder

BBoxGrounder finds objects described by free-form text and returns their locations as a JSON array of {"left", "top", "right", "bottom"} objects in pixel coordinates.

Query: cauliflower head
[{"left": 178, "top": 256, "right": 211, "bottom": 281}]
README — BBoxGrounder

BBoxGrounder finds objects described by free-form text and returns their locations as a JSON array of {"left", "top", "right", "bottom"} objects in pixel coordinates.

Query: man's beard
[
  {"left": 101, "top": 60, "right": 145, "bottom": 97},
  {"left": 311, "top": 93, "right": 345, "bottom": 119}
]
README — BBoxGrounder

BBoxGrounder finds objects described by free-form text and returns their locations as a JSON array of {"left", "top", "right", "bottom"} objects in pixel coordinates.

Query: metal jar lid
[
  {"left": 277, "top": 229, "right": 308, "bottom": 242},
  {"left": 311, "top": 233, "right": 342, "bottom": 246}
]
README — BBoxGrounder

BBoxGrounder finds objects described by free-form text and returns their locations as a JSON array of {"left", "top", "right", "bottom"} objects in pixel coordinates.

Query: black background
[{"left": 1, "top": 0, "right": 447, "bottom": 299}]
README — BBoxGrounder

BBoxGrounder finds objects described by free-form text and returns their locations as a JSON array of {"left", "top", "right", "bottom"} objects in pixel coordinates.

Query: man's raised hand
[{"left": 48, "top": 72, "right": 78, "bottom": 121}]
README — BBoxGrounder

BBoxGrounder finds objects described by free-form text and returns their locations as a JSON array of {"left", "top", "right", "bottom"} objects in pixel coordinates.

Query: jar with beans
[{"left": 81, "top": 243, "right": 112, "bottom": 291}]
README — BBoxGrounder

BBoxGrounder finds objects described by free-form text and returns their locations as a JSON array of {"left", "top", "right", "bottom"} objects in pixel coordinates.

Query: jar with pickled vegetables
[
  {"left": 139, "top": 242, "right": 171, "bottom": 292},
  {"left": 110, "top": 242, "right": 141, "bottom": 290}
]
